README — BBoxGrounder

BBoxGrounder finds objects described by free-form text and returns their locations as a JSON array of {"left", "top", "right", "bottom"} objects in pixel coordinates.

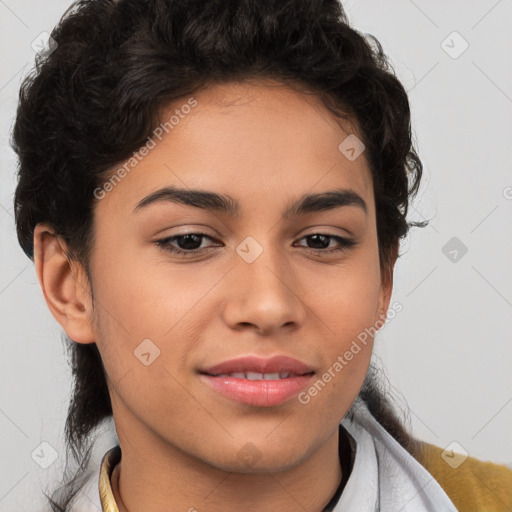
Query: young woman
[{"left": 11, "top": 0, "right": 512, "bottom": 511}]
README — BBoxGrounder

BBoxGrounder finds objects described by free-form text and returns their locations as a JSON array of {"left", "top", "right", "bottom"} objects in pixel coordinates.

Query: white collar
[{"left": 334, "top": 399, "right": 457, "bottom": 511}]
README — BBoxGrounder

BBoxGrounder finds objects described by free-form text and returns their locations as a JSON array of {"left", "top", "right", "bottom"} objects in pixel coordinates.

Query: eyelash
[{"left": 155, "top": 232, "right": 358, "bottom": 257}]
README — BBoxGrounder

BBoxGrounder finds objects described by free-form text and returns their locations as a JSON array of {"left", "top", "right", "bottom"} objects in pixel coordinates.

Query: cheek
[
  {"left": 306, "top": 251, "right": 382, "bottom": 342},
  {"left": 89, "top": 248, "right": 220, "bottom": 388},
  {"left": 302, "top": 250, "right": 381, "bottom": 396},
  {"left": 91, "top": 242, "right": 201, "bottom": 333}
]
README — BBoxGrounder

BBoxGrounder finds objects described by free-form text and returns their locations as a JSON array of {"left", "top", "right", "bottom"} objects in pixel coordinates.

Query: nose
[{"left": 221, "top": 242, "right": 306, "bottom": 336}]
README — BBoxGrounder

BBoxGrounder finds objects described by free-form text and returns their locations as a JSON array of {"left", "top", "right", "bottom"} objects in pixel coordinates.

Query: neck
[{"left": 110, "top": 428, "right": 344, "bottom": 512}]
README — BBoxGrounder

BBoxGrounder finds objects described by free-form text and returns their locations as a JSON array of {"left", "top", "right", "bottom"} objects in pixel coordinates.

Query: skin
[{"left": 34, "top": 79, "right": 396, "bottom": 512}]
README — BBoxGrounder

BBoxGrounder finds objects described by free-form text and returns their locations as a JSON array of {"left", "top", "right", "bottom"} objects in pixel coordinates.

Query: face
[{"left": 84, "top": 80, "right": 392, "bottom": 472}]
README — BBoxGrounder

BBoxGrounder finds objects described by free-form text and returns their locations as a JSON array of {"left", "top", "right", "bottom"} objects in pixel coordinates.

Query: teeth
[
  {"left": 246, "top": 372, "right": 264, "bottom": 380},
  {"left": 215, "top": 371, "right": 293, "bottom": 380}
]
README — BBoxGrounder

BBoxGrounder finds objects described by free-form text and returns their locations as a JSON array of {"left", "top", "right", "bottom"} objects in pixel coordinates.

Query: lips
[
  {"left": 198, "top": 355, "right": 315, "bottom": 406},
  {"left": 200, "top": 355, "right": 314, "bottom": 377}
]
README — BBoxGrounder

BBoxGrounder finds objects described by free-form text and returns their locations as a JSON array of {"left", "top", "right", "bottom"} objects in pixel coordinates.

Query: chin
[{"left": 202, "top": 440, "right": 308, "bottom": 475}]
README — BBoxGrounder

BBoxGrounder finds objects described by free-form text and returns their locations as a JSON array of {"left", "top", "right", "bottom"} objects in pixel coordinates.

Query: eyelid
[
  {"left": 300, "top": 226, "right": 353, "bottom": 238},
  {"left": 154, "top": 231, "right": 358, "bottom": 258}
]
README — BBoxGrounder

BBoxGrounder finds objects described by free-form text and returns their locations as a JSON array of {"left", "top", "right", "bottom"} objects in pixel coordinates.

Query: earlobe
[{"left": 33, "top": 224, "right": 96, "bottom": 344}]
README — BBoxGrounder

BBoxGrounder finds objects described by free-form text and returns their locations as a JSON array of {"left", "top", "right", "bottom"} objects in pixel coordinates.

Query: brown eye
[
  {"left": 155, "top": 233, "right": 220, "bottom": 256},
  {"left": 295, "top": 234, "right": 357, "bottom": 255}
]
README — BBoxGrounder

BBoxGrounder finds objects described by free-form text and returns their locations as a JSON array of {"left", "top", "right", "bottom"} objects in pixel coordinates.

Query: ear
[
  {"left": 376, "top": 239, "right": 399, "bottom": 325},
  {"left": 33, "top": 223, "right": 96, "bottom": 344}
]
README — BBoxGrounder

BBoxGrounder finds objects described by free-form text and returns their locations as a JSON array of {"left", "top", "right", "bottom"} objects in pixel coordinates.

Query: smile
[{"left": 198, "top": 354, "right": 316, "bottom": 406}]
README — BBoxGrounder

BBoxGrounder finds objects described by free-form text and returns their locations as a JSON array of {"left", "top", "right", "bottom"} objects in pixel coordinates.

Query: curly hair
[{"left": 11, "top": 0, "right": 427, "bottom": 509}]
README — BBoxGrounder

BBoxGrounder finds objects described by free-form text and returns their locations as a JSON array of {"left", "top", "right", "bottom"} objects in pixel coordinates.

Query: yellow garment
[
  {"left": 97, "top": 443, "right": 512, "bottom": 512},
  {"left": 416, "top": 442, "right": 512, "bottom": 512},
  {"left": 99, "top": 446, "right": 120, "bottom": 512}
]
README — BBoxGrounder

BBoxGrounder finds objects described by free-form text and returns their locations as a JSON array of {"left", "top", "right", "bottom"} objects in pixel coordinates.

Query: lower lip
[{"left": 199, "top": 373, "right": 315, "bottom": 407}]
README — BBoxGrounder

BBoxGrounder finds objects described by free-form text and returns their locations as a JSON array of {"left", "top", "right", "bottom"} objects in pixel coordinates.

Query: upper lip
[{"left": 200, "top": 355, "right": 315, "bottom": 376}]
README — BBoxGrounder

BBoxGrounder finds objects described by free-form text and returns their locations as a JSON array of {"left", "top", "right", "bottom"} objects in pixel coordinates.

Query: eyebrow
[{"left": 133, "top": 186, "right": 367, "bottom": 217}]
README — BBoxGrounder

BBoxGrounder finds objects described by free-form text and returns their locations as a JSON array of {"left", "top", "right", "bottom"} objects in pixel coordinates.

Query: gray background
[{"left": 1, "top": 0, "right": 511, "bottom": 510}]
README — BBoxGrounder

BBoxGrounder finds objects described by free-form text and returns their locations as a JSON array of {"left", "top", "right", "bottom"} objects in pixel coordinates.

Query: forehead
[{"left": 95, "top": 79, "right": 375, "bottom": 219}]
